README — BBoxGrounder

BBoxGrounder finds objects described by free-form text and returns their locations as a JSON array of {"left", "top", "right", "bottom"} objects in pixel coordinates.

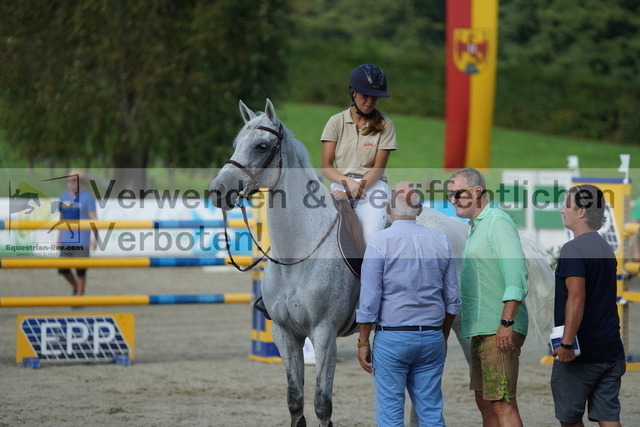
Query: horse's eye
[{"left": 255, "top": 143, "right": 267, "bottom": 152}]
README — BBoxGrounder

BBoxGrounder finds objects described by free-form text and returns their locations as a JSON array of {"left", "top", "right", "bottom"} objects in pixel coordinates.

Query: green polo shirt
[{"left": 460, "top": 204, "right": 529, "bottom": 338}]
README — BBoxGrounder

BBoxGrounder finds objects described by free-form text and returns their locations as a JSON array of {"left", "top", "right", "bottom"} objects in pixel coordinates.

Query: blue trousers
[{"left": 372, "top": 330, "right": 446, "bottom": 427}]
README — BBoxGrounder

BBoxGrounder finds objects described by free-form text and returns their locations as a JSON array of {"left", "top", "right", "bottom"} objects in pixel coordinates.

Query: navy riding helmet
[{"left": 349, "top": 64, "right": 390, "bottom": 98}]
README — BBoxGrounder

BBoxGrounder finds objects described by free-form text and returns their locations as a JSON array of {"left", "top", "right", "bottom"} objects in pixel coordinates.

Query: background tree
[
  {"left": 287, "top": 0, "right": 446, "bottom": 116},
  {"left": 286, "top": 0, "right": 640, "bottom": 145},
  {"left": 500, "top": 0, "right": 640, "bottom": 83},
  {"left": 0, "top": 0, "right": 290, "bottom": 180},
  {"left": 3, "top": 0, "right": 640, "bottom": 175},
  {"left": 497, "top": 0, "right": 640, "bottom": 143}
]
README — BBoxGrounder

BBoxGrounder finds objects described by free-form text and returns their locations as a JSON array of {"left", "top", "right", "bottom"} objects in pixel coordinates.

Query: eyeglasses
[{"left": 446, "top": 186, "right": 477, "bottom": 200}]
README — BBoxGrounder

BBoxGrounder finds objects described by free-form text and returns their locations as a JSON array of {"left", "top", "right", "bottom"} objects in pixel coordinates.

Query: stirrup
[{"left": 253, "top": 296, "right": 272, "bottom": 320}]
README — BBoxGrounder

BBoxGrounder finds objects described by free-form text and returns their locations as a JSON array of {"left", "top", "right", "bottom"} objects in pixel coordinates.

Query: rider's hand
[
  {"left": 345, "top": 179, "right": 366, "bottom": 200},
  {"left": 331, "top": 190, "right": 348, "bottom": 201}
]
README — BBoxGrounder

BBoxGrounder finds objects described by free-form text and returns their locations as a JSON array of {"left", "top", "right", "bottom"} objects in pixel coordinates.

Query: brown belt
[{"left": 375, "top": 325, "right": 442, "bottom": 331}]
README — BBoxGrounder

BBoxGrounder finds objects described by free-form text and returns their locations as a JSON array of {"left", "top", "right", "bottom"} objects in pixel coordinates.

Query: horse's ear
[
  {"left": 239, "top": 100, "right": 257, "bottom": 123},
  {"left": 264, "top": 98, "right": 279, "bottom": 126}
]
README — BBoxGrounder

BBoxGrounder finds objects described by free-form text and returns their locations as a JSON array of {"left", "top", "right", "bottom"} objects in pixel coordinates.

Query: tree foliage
[
  {"left": 3, "top": 0, "right": 640, "bottom": 169},
  {"left": 500, "top": 0, "right": 640, "bottom": 84},
  {"left": 498, "top": 0, "right": 640, "bottom": 143},
  {"left": 287, "top": 0, "right": 640, "bottom": 144},
  {"left": 0, "top": 0, "right": 291, "bottom": 169},
  {"left": 292, "top": 0, "right": 445, "bottom": 50},
  {"left": 286, "top": 0, "right": 445, "bottom": 118}
]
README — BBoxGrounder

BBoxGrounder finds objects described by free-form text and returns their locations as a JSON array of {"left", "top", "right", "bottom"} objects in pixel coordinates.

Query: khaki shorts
[{"left": 469, "top": 333, "right": 526, "bottom": 401}]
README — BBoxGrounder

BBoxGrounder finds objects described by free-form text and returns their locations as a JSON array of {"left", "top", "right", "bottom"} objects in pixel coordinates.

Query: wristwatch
[
  {"left": 500, "top": 318, "right": 515, "bottom": 327},
  {"left": 560, "top": 342, "right": 574, "bottom": 349}
]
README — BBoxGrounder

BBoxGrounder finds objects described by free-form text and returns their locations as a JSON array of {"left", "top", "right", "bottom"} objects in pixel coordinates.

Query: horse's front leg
[
  {"left": 310, "top": 329, "right": 337, "bottom": 427},
  {"left": 272, "top": 324, "right": 307, "bottom": 427}
]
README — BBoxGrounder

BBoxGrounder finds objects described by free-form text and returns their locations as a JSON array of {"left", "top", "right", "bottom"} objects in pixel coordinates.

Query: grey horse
[
  {"left": 209, "top": 99, "right": 554, "bottom": 426},
  {"left": 210, "top": 99, "right": 357, "bottom": 427}
]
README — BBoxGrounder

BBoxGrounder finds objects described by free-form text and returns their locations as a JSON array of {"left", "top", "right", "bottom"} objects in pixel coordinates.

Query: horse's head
[{"left": 209, "top": 99, "right": 285, "bottom": 210}]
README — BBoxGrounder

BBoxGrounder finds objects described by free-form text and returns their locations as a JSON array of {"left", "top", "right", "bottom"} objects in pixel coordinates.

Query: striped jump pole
[
  {"left": 622, "top": 223, "right": 640, "bottom": 304},
  {"left": 250, "top": 190, "right": 281, "bottom": 363},
  {"left": 0, "top": 293, "right": 252, "bottom": 308},
  {"left": 0, "top": 219, "right": 254, "bottom": 230},
  {"left": 0, "top": 256, "right": 254, "bottom": 269}
]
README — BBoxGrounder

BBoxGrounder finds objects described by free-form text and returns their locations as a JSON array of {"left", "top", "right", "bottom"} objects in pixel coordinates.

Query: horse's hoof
[{"left": 294, "top": 416, "right": 306, "bottom": 427}]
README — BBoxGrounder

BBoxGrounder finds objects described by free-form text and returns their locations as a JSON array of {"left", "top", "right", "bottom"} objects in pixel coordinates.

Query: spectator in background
[{"left": 57, "top": 170, "right": 98, "bottom": 296}]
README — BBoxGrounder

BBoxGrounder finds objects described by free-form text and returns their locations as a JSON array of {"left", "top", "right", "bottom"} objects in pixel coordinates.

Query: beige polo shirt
[{"left": 321, "top": 109, "right": 397, "bottom": 176}]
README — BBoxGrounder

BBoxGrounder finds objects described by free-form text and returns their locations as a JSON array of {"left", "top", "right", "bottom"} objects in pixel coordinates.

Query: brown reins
[
  {"left": 220, "top": 123, "right": 339, "bottom": 271},
  {"left": 222, "top": 204, "right": 339, "bottom": 271}
]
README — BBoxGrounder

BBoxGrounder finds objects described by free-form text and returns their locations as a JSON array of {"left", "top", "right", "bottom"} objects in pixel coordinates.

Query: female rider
[{"left": 321, "top": 64, "right": 397, "bottom": 243}]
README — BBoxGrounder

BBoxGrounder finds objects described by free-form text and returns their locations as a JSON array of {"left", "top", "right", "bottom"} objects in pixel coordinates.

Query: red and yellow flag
[{"left": 444, "top": 0, "right": 498, "bottom": 169}]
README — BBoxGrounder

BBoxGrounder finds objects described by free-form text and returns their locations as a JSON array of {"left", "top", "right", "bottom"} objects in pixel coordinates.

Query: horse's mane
[{"left": 282, "top": 126, "right": 314, "bottom": 170}]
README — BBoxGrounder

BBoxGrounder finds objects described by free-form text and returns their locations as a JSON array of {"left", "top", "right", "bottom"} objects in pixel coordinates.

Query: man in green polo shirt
[{"left": 447, "top": 167, "right": 528, "bottom": 427}]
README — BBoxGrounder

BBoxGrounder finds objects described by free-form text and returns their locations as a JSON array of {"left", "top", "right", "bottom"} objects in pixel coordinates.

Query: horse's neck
[{"left": 266, "top": 167, "right": 337, "bottom": 255}]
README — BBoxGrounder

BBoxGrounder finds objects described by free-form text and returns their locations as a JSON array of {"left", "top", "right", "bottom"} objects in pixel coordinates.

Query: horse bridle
[
  {"left": 224, "top": 124, "right": 284, "bottom": 198},
  {"left": 220, "top": 122, "right": 339, "bottom": 271}
]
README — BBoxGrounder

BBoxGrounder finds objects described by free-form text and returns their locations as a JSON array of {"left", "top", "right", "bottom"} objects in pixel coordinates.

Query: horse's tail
[{"left": 520, "top": 232, "right": 555, "bottom": 346}]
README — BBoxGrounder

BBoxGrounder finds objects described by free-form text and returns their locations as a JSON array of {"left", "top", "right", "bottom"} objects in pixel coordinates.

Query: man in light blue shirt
[{"left": 357, "top": 182, "right": 460, "bottom": 427}]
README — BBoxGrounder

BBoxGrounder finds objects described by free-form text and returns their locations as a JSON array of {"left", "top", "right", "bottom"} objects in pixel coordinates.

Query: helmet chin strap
[{"left": 352, "top": 102, "right": 375, "bottom": 119}]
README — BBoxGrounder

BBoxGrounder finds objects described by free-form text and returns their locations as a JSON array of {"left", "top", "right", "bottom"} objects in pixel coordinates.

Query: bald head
[{"left": 388, "top": 182, "right": 422, "bottom": 219}]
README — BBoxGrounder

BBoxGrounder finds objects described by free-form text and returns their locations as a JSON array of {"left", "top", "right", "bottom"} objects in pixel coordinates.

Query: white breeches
[{"left": 331, "top": 178, "right": 389, "bottom": 245}]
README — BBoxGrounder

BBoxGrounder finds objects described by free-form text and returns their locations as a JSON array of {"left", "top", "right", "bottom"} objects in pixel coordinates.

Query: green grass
[
  {"left": 277, "top": 102, "right": 640, "bottom": 193},
  {"left": 277, "top": 102, "right": 441, "bottom": 169},
  {"left": 3, "top": 102, "right": 640, "bottom": 192},
  {"left": 278, "top": 102, "right": 640, "bottom": 170}
]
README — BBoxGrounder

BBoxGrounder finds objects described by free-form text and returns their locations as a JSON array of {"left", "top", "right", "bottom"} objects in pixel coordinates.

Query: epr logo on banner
[{"left": 16, "top": 314, "right": 135, "bottom": 364}]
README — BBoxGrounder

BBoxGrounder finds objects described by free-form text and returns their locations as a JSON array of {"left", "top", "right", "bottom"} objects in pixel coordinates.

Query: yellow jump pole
[
  {"left": 1, "top": 295, "right": 150, "bottom": 307},
  {"left": 4, "top": 219, "right": 250, "bottom": 230},
  {"left": 0, "top": 293, "right": 253, "bottom": 307},
  {"left": 0, "top": 256, "right": 254, "bottom": 269},
  {"left": 1, "top": 258, "right": 151, "bottom": 269},
  {"left": 250, "top": 190, "right": 282, "bottom": 363}
]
